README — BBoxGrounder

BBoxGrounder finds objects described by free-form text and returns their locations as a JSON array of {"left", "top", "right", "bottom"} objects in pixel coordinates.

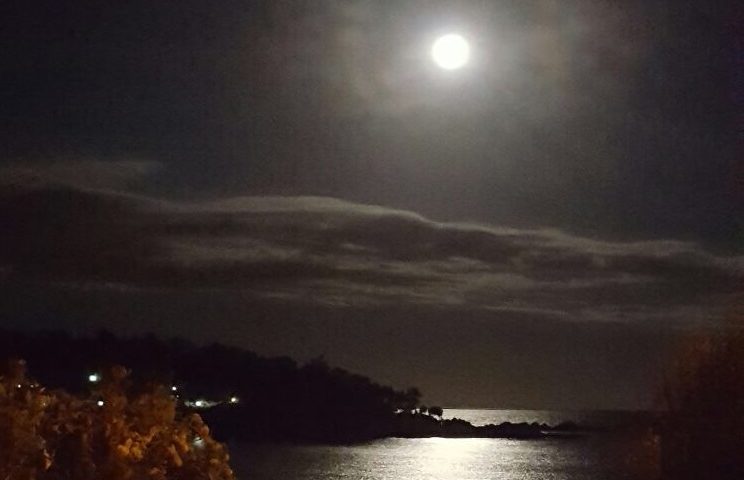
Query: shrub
[
  {"left": 659, "top": 328, "right": 744, "bottom": 479},
  {"left": 0, "top": 360, "right": 235, "bottom": 480}
]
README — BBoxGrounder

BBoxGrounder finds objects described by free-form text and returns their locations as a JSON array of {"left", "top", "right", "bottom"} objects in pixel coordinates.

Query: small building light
[
  {"left": 171, "top": 385, "right": 178, "bottom": 392},
  {"left": 229, "top": 396, "right": 239, "bottom": 404},
  {"left": 185, "top": 398, "right": 217, "bottom": 409},
  {"left": 88, "top": 373, "right": 100, "bottom": 383},
  {"left": 16, "top": 384, "right": 22, "bottom": 389},
  {"left": 97, "top": 400, "right": 105, "bottom": 407}
]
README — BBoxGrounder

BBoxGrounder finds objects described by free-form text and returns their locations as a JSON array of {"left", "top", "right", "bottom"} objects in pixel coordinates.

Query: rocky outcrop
[{"left": 392, "top": 412, "right": 586, "bottom": 439}]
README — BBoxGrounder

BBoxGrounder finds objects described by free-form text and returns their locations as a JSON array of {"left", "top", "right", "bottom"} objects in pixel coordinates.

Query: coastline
[{"left": 202, "top": 407, "right": 598, "bottom": 444}]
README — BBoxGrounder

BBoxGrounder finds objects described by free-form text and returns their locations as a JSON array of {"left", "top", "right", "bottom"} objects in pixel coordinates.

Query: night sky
[{"left": 1, "top": 0, "right": 741, "bottom": 409}]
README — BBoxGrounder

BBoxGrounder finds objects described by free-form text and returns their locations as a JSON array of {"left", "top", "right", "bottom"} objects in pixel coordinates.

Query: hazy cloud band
[{"left": 2, "top": 170, "right": 740, "bottom": 328}]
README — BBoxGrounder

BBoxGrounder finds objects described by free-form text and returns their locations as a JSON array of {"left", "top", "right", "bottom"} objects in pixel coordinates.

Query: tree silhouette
[
  {"left": 428, "top": 406, "right": 443, "bottom": 418},
  {"left": 0, "top": 329, "right": 423, "bottom": 443}
]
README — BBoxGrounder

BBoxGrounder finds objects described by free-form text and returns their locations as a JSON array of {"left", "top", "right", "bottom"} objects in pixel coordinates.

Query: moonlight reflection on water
[
  {"left": 233, "top": 436, "right": 647, "bottom": 480},
  {"left": 418, "top": 438, "right": 495, "bottom": 478}
]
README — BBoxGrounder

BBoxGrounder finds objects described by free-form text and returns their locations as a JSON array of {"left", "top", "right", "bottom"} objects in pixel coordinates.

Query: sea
[{"left": 230, "top": 409, "right": 658, "bottom": 480}]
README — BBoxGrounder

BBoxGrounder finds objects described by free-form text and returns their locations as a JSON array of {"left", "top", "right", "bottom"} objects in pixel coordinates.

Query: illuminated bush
[{"left": 0, "top": 360, "right": 235, "bottom": 480}]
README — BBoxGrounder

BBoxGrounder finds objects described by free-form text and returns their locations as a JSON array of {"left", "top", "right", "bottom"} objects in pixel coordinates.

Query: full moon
[{"left": 431, "top": 34, "right": 470, "bottom": 70}]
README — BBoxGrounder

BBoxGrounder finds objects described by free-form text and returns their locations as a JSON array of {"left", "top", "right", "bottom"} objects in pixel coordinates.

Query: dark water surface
[{"left": 231, "top": 410, "right": 656, "bottom": 480}]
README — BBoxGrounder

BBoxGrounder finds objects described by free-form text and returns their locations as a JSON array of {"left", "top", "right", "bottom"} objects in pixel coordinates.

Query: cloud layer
[{"left": 1, "top": 167, "right": 740, "bottom": 328}]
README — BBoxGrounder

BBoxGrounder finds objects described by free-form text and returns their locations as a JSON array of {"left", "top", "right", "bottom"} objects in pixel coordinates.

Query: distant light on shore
[
  {"left": 88, "top": 373, "right": 100, "bottom": 383},
  {"left": 186, "top": 398, "right": 219, "bottom": 409}
]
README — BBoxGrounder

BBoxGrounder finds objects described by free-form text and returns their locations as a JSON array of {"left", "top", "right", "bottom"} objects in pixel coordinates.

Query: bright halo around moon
[{"left": 431, "top": 34, "right": 470, "bottom": 70}]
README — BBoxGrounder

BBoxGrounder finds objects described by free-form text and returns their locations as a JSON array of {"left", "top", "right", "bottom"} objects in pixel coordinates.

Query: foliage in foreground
[
  {"left": 659, "top": 326, "right": 744, "bottom": 480},
  {"left": 0, "top": 360, "right": 234, "bottom": 480}
]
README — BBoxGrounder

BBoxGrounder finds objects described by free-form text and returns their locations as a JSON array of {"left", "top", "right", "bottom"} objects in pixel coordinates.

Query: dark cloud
[{"left": 2, "top": 164, "right": 740, "bottom": 328}]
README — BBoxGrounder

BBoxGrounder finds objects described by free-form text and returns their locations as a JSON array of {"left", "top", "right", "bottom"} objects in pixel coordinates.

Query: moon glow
[{"left": 431, "top": 34, "right": 471, "bottom": 70}]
